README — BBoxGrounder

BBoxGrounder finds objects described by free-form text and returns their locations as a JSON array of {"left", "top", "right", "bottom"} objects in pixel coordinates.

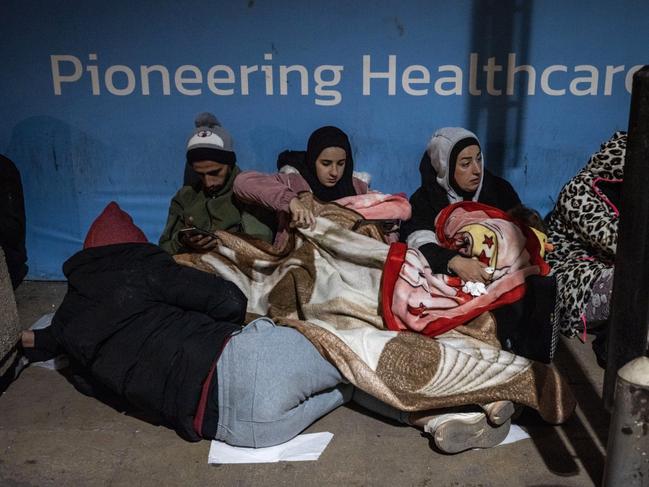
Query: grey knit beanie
[{"left": 186, "top": 112, "right": 236, "bottom": 165}]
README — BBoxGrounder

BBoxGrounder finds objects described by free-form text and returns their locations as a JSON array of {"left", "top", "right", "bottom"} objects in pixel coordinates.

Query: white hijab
[{"left": 426, "top": 127, "right": 484, "bottom": 204}]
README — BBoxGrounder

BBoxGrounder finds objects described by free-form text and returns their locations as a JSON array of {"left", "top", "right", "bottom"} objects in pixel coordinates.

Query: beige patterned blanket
[{"left": 175, "top": 195, "right": 574, "bottom": 424}]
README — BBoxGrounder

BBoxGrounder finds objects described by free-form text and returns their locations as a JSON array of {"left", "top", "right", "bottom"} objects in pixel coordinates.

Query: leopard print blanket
[{"left": 546, "top": 132, "right": 625, "bottom": 335}]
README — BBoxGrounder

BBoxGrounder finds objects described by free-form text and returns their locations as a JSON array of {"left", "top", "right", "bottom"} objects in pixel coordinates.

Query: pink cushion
[{"left": 83, "top": 202, "right": 148, "bottom": 249}]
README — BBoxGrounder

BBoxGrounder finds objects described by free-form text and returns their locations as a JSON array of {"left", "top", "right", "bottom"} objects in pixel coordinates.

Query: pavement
[{"left": 0, "top": 281, "right": 611, "bottom": 487}]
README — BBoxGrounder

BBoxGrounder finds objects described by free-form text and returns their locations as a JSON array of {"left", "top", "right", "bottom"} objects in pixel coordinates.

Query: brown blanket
[{"left": 176, "top": 194, "right": 575, "bottom": 423}]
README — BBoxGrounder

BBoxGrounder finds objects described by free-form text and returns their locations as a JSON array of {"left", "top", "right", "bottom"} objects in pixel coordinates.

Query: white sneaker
[{"left": 424, "top": 412, "right": 511, "bottom": 454}]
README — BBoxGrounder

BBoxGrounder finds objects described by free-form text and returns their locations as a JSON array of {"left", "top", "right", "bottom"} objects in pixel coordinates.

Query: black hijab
[{"left": 299, "top": 126, "right": 357, "bottom": 202}]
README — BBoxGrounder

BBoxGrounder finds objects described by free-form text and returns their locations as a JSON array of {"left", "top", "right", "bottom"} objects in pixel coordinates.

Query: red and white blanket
[{"left": 383, "top": 202, "right": 550, "bottom": 337}]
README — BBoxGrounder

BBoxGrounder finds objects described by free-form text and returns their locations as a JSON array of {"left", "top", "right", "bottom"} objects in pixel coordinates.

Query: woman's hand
[
  {"left": 289, "top": 197, "right": 316, "bottom": 229},
  {"left": 448, "top": 255, "right": 492, "bottom": 283}
]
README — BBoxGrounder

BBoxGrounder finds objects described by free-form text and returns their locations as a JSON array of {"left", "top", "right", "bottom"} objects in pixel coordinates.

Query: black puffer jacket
[{"left": 50, "top": 243, "right": 245, "bottom": 441}]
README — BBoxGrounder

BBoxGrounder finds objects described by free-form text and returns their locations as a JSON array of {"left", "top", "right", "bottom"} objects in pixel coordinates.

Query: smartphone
[{"left": 178, "top": 226, "right": 220, "bottom": 240}]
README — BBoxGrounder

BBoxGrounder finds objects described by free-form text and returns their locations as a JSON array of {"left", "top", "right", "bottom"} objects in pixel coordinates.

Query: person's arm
[
  {"left": 234, "top": 171, "right": 306, "bottom": 213},
  {"left": 402, "top": 189, "right": 490, "bottom": 282},
  {"left": 150, "top": 262, "right": 247, "bottom": 324},
  {"left": 235, "top": 171, "right": 317, "bottom": 229},
  {"left": 415, "top": 242, "right": 459, "bottom": 274},
  {"left": 158, "top": 195, "right": 186, "bottom": 254},
  {"left": 400, "top": 189, "right": 436, "bottom": 240},
  {"left": 400, "top": 189, "right": 457, "bottom": 273},
  {"left": 159, "top": 188, "right": 222, "bottom": 253}
]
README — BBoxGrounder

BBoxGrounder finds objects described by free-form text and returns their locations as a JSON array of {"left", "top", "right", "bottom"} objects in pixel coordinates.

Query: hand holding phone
[{"left": 178, "top": 226, "right": 220, "bottom": 251}]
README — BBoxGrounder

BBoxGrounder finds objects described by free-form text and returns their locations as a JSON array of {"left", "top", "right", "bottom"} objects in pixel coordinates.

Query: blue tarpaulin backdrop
[{"left": 1, "top": 0, "right": 647, "bottom": 279}]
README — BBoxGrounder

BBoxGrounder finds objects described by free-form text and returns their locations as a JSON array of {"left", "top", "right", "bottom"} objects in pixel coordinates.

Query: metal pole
[
  {"left": 603, "top": 65, "right": 649, "bottom": 410},
  {"left": 602, "top": 357, "right": 649, "bottom": 487}
]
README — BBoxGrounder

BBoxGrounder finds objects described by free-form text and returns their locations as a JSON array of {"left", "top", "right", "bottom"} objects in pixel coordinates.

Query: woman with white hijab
[{"left": 401, "top": 127, "right": 522, "bottom": 284}]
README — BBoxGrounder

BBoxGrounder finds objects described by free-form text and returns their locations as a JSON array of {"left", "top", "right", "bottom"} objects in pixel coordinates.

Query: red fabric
[
  {"left": 193, "top": 336, "right": 232, "bottom": 439},
  {"left": 193, "top": 360, "right": 217, "bottom": 438},
  {"left": 435, "top": 201, "right": 550, "bottom": 276},
  {"left": 381, "top": 202, "right": 549, "bottom": 337},
  {"left": 419, "top": 283, "right": 525, "bottom": 337},
  {"left": 381, "top": 242, "right": 408, "bottom": 331},
  {"left": 83, "top": 201, "right": 148, "bottom": 249},
  {"left": 381, "top": 243, "right": 527, "bottom": 337},
  {"left": 592, "top": 177, "right": 623, "bottom": 218}
]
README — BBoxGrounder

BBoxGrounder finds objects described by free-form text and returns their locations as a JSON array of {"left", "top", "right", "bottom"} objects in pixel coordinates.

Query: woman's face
[
  {"left": 453, "top": 144, "right": 482, "bottom": 192},
  {"left": 315, "top": 146, "right": 347, "bottom": 187}
]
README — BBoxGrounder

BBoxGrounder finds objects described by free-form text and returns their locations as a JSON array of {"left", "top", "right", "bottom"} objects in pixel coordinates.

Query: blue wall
[{"left": 2, "top": 0, "right": 647, "bottom": 279}]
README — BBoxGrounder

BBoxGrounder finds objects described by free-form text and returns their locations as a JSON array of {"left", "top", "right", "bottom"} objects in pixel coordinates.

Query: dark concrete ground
[{"left": 0, "top": 281, "right": 610, "bottom": 486}]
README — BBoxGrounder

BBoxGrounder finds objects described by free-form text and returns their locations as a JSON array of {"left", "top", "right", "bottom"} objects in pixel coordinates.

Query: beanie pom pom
[{"left": 194, "top": 112, "right": 221, "bottom": 129}]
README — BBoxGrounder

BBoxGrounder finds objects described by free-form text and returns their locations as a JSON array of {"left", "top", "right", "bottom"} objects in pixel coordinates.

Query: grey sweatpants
[{"left": 215, "top": 317, "right": 353, "bottom": 447}]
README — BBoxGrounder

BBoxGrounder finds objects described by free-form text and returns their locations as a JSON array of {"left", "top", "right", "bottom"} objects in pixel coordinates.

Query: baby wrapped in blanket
[{"left": 384, "top": 202, "right": 550, "bottom": 337}]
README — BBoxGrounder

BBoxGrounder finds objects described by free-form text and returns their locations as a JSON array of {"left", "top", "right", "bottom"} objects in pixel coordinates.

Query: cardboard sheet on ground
[{"left": 208, "top": 432, "right": 334, "bottom": 464}]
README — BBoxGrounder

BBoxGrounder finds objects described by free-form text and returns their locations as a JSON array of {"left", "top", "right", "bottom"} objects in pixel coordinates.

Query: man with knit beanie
[{"left": 159, "top": 113, "right": 273, "bottom": 254}]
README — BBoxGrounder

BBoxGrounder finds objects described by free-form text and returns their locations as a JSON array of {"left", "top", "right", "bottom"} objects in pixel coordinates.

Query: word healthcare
[{"left": 51, "top": 53, "right": 642, "bottom": 106}]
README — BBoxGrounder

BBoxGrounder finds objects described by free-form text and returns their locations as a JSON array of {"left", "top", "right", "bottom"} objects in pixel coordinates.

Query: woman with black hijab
[
  {"left": 400, "top": 127, "right": 522, "bottom": 283},
  {"left": 234, "top": 126, "right": 368, "bottom": 248}
]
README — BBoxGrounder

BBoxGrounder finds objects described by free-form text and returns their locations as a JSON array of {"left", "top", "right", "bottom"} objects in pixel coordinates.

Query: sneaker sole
[{"left": 433, "top": 416, "right": 511, "bottom": 454}]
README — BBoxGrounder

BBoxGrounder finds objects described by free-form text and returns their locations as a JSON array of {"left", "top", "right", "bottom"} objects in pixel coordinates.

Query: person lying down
[
  {"left": 18, "top": 202, "right": 357, "bottom": 448},
  {"left": 176, "top": 194, "right": 576, "bottom": 449}
]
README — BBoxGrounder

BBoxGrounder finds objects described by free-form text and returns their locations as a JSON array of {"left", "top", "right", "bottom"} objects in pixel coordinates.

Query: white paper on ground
[
  {"left": 208, "top": 432, "right": 334, "bottom": 464},
  {"left": 498, "top": 424, "right": 530, "bottom": 446}
]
